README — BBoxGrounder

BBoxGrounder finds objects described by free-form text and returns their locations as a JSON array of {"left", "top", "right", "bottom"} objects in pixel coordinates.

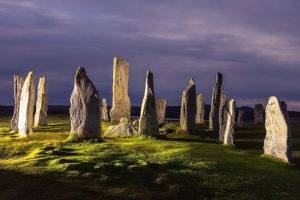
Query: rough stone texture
[
  {"left": 70, "top": 67, "right": 100, "bottom": 140},
  {"left": 11, "top": 75, "right": 24, "bottom": 131},
  {"left": 103, "top": 123, "right": 138, "bottom": 139},
  {"left": 138, "top": 70, "right": 159, "bottom": 136},
  {"left": 155, "top": 98, "right": 167, "bottom": 124},
  {"left": 264, "top": 96, "right": 292, "bottom": 163},
  {"left": 195, "top": 93, "right": 205, "bottom": 124},
  {"left": 218, "top": 89, "right": 227, "bottom": 141},
  {"left": 101, "top": 98, "right": 110, "bottom": 121},
  {"left": 180, "top": 79, "right": 196, "bottom": 133},
  {"left": 209, "top": 72, "right": 223, "bottom": 133},
  {"left": 222, "top": 99, "right": 236, "bottom": 145},
  {"left": 254, "top": 104, "right": 264, "bottom": 124},
  {"left": 119, "top": 117, "right": 129, "bottom": 124},
  {"left": 133, "top": 119, "right": 139, "bottom": 127},
  {"left": 34, "top": 77, "right": 48, "bottom": 126},
  {"left": 18, "top": 71, "right": 35, "bottom": 137},
  {"left": 237, "top": 109, "right": 245, "bottom": 127},
  {"left": 110, "top": 57, "right": 131, "bottom": 122}
]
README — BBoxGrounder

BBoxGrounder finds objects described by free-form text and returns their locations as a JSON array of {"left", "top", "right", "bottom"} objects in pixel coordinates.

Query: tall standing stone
[
  {"left": 218, "top": 89, "right": 227, "bottom": 141},
  {"left": 264, "top": 96, "right": 292, "bottom": 163},
  {"left": 209, "top": 72, "right": 223, "bottom": 133},
  {"left": 69, "top": 67, "right": 101, "bottom": 141},
  {"left": 18, "top": 71, "right": 35, "bottom": 137},
  {"left": 222, "top": 99, "right": 236, "bottom": 145},
  {"left": 237, "top": 109, "right": 245, "bottom": 127},
  {"left": 155, "top": 98, "right": 167, "bottom": 124},
  {"left": 138, "top": 70, "right": 159, "bottom": 136},
  {"left": 110, "top": 57, "right": 131, "bottom": 122},
  {"left": 180, "top": 79, "right": 196, "bottom": 133},
  {"left": 101, "top": 98, "right": 110, "bottom": 121},
  {"left": 254, "top": 104, "right": 264, "bottom": 124},
  {"left": 34, "top": 77, "right": 48, "bottom": 126},
  {"left": 11, "top": 75, "right": 24, "bottom": 131},
  {"left": 195, "top": 93, "right": 205, "bottom": 124}
]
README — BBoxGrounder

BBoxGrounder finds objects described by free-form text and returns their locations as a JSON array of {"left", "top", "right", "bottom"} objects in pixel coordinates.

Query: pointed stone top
[
  {"left": 76, "top": 67, "right": 86, "bottom": 76},
  {"left": 216, "top": 72, "right": 223, "bottom": 83},
  {"left": 189, "top": 78, "right": 195, "bottom": 85}
]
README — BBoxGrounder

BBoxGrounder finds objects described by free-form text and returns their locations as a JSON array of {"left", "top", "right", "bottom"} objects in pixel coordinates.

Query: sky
[{"left": 0, "top": 0, "right": 300, "bottom": 110}]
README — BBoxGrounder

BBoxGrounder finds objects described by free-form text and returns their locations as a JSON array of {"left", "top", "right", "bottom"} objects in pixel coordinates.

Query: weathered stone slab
[
  {"left": 195, "top": 93, "right": 205, "bottom": 124},
  {"left": 110, "top": 57, "right": 131, "bottom": 122},
  {"left": 254, "top": 104, "right": 264, "bottom": 124},
  {"left": 209, "top": 72, "right": 223, "bottom": 133},
  {"left": 103, "top": 123, "right": 138, "bottom": 139},
  {"left": 155, "top": 98, "right": 167, "bottom": 124},
  {"left": 218, "top": 89, "right": 227, "bottom": 141},
  {"left": 34, "top": 77, "right": 48, "bottom": 126},
  {"left": 11, "top": 75, "right": 24, "bottom": 131},
  {"left": 222, "top": 99, "right": 236, "bottom": 145},
  {"left": 264, "top": 96, "right": 292, "bottom": 163},
  {"left": 18, "top": 71, "right": 35, "bottom": 136},
  {"left": 69, "top": 67, "right": 101, "bottom": 141},
  {"left": 180, "top": 79, "right": 196, "bottom": 133},
  {"left": 138, "top": 70, "right": 159, "bottom": 136},
  {"left": 101, "top": 98, "right": 110, "bottom": 121},
  {"left": 237, "top": 109, "right": 245, "bottom": 127}
]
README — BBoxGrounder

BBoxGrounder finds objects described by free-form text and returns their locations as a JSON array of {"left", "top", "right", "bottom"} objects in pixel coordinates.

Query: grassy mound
[{"left": 0, "top": 115, "right": 299, "bottom": 199}]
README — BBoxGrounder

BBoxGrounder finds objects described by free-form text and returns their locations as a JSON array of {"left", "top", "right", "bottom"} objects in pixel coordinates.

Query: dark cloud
[{"left": 0, "top": 0, "right": 300, "bottom": 110}]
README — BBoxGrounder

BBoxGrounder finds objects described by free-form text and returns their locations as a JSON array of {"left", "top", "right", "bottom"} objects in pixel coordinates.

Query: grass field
[{"left": 0, "top": 115, "right": 299, "bottom": 199}]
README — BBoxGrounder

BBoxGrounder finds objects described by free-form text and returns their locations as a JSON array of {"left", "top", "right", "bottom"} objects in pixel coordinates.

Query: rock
[
  {"left": 34, "top": 77, "right": 48, "bottom": 126},
  {"left": 237, "top": 109, "right": 245, "bottom": 127},
  {"left": 218, "top": 90, "right": 227, "bottom": 141},
  {"left": 254, "top": 104, "right": 264, "bottom": 124},
  {"left": 11, "top": 74, "right": 24, "bottom": 131},
  {"left": 133, "top": 119, "right": 139, "bottom": 127},
  {"left": 195, "top": 93, "right": 205, "bottom": 124},
  {"left": 180, "top": 78, "right": 196, "bottom": 133},
  {"left": 110, "top": 57, "right": 131, "bottom": 122},
  {"left": 138, "top": 70, "right": 159, "bottom": 136},
  {"left": 155, "top": 98, "right": 167, "bottom": 124},
  {"left": 119, "top": 117, "right": 129, "bottom": 124},
  {"left": 102, "top": 123, "right": 138, "bottom": 138},
  {"left": 222, "top": 99, "right": 236, "bottom": 145},
  {"left": 264, "top": 96, "right": 292, "bottom": 163},
  {"left": 18, "top": 71, "right": 35, "bottom": 136},
  {"left": 69, "top": 67, "right": 101, "bottom": 141},
  {"left": 209, "top": 72, "right": 223, "bottom": 133},
  {"left": 101, "top": 98, "right": 110, "bottom": 121}
]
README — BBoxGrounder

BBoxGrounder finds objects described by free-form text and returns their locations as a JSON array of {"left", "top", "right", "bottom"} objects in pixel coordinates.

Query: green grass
[{"left": 0, "top": 116, "right": 299, "bottom": 199}]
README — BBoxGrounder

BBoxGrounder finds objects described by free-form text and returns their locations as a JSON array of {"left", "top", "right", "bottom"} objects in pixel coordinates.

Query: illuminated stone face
[
  {"left": 180, "top": 78, "right": 196, "bottom": 133},
  {"left": 34, "top": 77, "right": 48, "bottom": 126},
  {"left": 195, "top": 93, "right": 205, "bottom": 124},
  {"left": 110, "top": 57, "right": 131, "bottom": 122},
  {"left": 222, "top": 99, "right": 236, "bottom": 145},
  {"left": 11, "top": 74, "right": 24, "bottom": 131},
  {"left": 101, "top": 98, "right": 110, "bottom": 121},
  {"left": 18, "top": 71, "right": 35, "bottom": 137},
  {"left": 264, "top": 96, "right": 292, "bottom": 163}
]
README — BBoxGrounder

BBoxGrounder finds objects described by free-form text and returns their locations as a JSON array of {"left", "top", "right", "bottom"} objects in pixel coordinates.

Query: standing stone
[
  {"left": 254, "top": 104, "right": 264, "bottom": 124},
  {"left": 264, "top": 96, "right": 292, "bottom": 163},
  {"left": 69, "top": 67, "right": 101, "bottom": 141},
  {"left": 237, "top": 109, "right": 245, "bottom": 127},
  {"left": 34, "top": 77, "right": 48, "bottom": 126},
  {"left": 101, "top": 98, "right": 110, "bottom": 121},
  {"left": 209, "top": 72, "right": 223, "bottom": 133},
  {"left": 138, "top": 70, "right": 159, "bottom": 136},
  {"left": 195, "top": 93, "right": 205, "bottom": 124},
  {"left": 218, "top": 90, "right": 227, "bottom": 141},
  {"left": 18, "top": 71, "right": 35, "bottom": 136},
  {"left": 155, "top": 98, "right": 167, "bottom": 124},
  {"left": 110, "top": 57, "right": 131, "bottom": 122},
  {"left": 11, "top": 75, "right": 24, "bottom": 131},
  {"left": 222, "top": 99, "right": 236, "bottom": 145},
  {"left": 180, "top": 79, "right": 196, "bottom": 133}
]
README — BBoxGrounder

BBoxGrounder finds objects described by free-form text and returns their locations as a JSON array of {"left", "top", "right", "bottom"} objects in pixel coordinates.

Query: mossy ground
[{"left": 0, "top": 115, "right": 299, "bottom": 199}]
